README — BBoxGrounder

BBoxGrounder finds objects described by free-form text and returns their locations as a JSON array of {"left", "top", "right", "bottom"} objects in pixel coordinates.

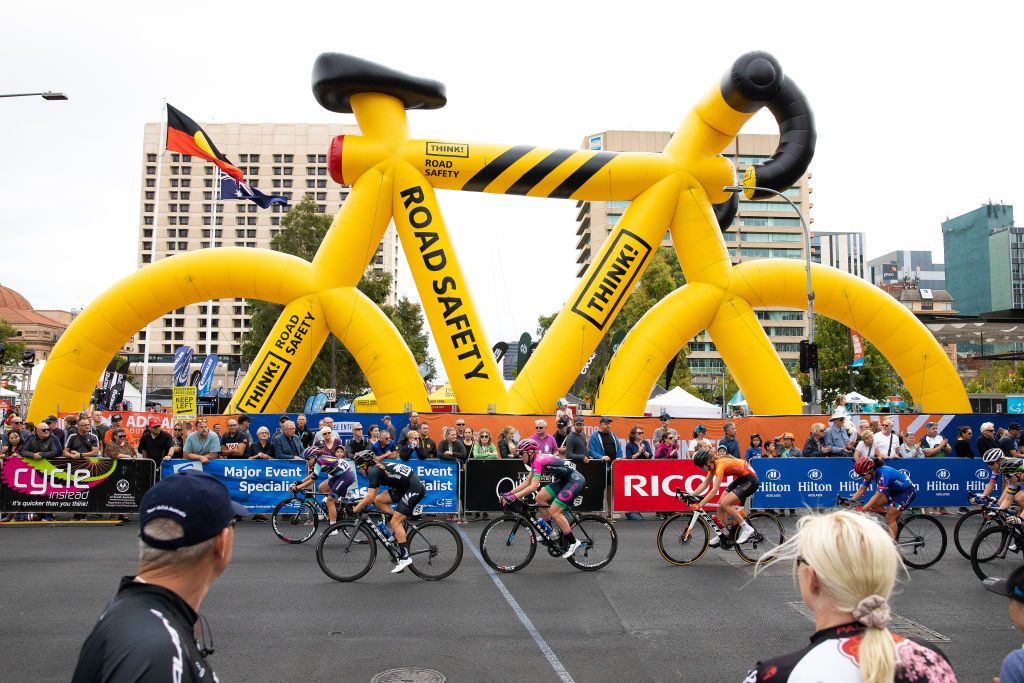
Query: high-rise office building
[
  {"left": 941, "top": 203, "right": 1019, "bottom": 315},
  {"left": 866, "top": 250, "right": 946, "bottom": 291},
  {"left": 576, "top": 131, "right": 811, "bottom": 384},
  {"left": 132, "top": 121, "right": 399, "bottom": 387},
  {"left": 811, "top": 231, "right": 867, "bottom": 279}
]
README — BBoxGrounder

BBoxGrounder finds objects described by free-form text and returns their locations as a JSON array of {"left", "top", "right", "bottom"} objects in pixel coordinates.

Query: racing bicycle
[
  {"left": 657, "top": 490, "right": 784, "bottom": 566},
  {"left": 479, "top": 500, "right": 617, "bottom": 572},
  {"left": 953, "top": 492, "right": 1017, "bottom": 560},
  {"left": 969, "top": 509, "right": 1024, "bottom": 581},
  {"left": 316, "top": 508, "right": 463, "bottom": 582},
  {"left": 836, "top": 495, "right": 946, "bottom": 569},
  {"left": 270, "top": 485, "right": 361, "bottom": 544}
]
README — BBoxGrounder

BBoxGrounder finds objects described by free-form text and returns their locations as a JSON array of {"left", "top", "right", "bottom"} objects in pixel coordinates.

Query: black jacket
[{"left": 72, "top": 577, "right": 218, "bottom": 682}]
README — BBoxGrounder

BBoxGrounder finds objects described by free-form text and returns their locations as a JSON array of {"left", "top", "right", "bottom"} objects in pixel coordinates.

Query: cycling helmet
[
  {"left": 984, "top": 448, "right": 1005, "bottom": 463},
  {"left": 853, "top": 458, "right": 877, "bottom": 476},
  {"left": 352, "top": 450, "right": 376, "bottom": 468},
  {"left": 516, "top": 438, "right": 540, "bottom": 456},
  {"left": 1000, "top": 457, "right": 1024, "bottom": 476},
  {"left": 693, "top": 449, "right": 712, "bottom": 469}
]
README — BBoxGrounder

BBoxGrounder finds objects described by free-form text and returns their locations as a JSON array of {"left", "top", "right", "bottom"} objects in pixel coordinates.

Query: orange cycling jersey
[{"left": 714, "top": 456, "right": 752, "bottom": 480}]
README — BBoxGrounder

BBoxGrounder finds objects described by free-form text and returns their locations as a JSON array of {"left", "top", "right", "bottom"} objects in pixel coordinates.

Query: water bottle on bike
[
  {"left": 537, "top": 518, "right": 559, "bottom": 541},
  {"left": 377, "top": 521, "right": 395, "bottom": 542}
]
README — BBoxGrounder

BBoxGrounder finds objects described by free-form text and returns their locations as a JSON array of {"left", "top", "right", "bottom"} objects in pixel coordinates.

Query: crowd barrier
[
  {"left": 0, "top": 457, "right": 155, "bottom": 514},
  {"left": 161, "top": 458, "right": 458, "bottom": 514},
  {"left": 611, "top": 458, "right": 990, "bottom": 512},
  {"left": 461, "top": 459, "right": 607, "bottom": 512}
]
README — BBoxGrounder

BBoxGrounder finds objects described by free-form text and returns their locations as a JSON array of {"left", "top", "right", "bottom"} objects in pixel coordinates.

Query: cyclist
[
  {"left": 848, "top": 457, "right": 916, "bottom": 539},
  {"left": 351, "top": 450, "right": 426, "bottom": 574},
  {"left": 692, "top": 445, "right": 758, "bottom": 546},
  {"left": 981, "top": 447, "right": 1007, "bottom": 499},
  {"left": 997, "top": 457, "right": 1024, "bottom": 511},
  {"left": 290, "top": 442, "right": 356, "bottom": 529},
  {"left": 500, "top": 437, "right": 585, "bottom": 559}
]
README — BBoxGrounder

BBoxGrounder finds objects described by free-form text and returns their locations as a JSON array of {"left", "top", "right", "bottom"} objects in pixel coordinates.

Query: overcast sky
[{"left": 3, "top": 1, "right": 1022, "bottom": 380}]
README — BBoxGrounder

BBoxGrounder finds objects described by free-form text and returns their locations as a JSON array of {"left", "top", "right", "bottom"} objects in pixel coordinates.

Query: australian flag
[{"left": 220, "top": 171, "right": 288, "bottom": 209}]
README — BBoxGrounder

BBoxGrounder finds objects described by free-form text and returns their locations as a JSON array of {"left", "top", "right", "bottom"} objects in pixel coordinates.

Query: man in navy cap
[
  {"left": 72, "top": 470, "right": 247, "bottom": 682},
  {"left": 985, "top": 564, "right": 1024, "bottom": 682}
]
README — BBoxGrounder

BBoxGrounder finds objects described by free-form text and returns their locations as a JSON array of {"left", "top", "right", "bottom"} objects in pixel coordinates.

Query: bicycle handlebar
[{"left": 720, "top": 52, "right": 816, "bottom": 200}]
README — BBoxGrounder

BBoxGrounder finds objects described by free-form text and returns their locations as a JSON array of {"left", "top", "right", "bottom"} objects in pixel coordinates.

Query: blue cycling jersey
[{"left": 874, "top": 466, "right": 912, "bottom": 497}]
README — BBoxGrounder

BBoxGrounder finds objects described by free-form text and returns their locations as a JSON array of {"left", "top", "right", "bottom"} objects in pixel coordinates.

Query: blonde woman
[
  {"left": 498, "top": 426, "right": 518, "bottom": 459},
  {"left": 854, "top": 430, "right": 875, "bottom": 462},
  {"left": 748, "top": 510, "right": 956, "bottom": 682}
]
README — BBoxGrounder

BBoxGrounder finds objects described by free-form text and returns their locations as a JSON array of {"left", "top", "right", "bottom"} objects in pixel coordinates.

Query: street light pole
[
  {"left": 724, "top": 184, "right": 817, "bottom": 411},
  {"left": 0, "top": 91, "right": 68, "bottom": 101}
]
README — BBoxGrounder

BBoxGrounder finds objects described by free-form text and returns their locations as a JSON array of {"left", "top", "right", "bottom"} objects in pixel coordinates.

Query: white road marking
[{"left": 458, "top": 527, "right": 576, "bottom": 683}]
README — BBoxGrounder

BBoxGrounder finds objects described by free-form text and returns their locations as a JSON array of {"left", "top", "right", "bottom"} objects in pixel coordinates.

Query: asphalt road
[{"left": 1, "top": 515, "right": 1020, "bottom": 682}]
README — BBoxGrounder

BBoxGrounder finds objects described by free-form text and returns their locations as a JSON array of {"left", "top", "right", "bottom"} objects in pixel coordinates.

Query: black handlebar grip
[{"left": 721, "top": 51, "right": 816, "bottom": 200}]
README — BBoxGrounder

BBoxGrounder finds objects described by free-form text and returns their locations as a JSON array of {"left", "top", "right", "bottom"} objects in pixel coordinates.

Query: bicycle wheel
[
  {"left": 316, "top": 521, "right": 376, "bottom": 582},
  {"left": 566, "top": 514, "right": 617, "bottom": 571},
  {"left": 479, "top": 515, "right": 537, "bottom": 573},
  {"left": 896, "top": 514, "right": 947, "bottom": 569},
  {"left": 734, "top": 512, "right": 786, "bottom": 565},
  {"left": 954, "top": 509, "right": 996, "bottom": 560},
  {"left": 971, "top": 525, "right": 1022, "bottom": 581},
  {"left": 657, "top": 513, "right": 711, "bottom": 566},
  {"left": 271, "top": 497, "right": 319, "bottom": 544},
  {"left": 406, "top": 521, "right": 464, "bottom": 580}
]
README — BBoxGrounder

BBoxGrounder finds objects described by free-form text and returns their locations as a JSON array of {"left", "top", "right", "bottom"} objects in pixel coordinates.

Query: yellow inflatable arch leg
[
  {"left": 318, "top": 287, "right": 430, "bottom": 412},
  {"left": 30, "top": 248, "right": 317, "bottom": 422},
  {"left": 730, "top": 259, "right": 970, "bottom": 412},
  {"left": 594, "top": 282, "right": 723, "bottom": 416}
]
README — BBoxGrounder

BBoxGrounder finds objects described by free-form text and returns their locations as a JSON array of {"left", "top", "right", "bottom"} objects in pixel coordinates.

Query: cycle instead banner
[
  {"left": 463, "top": 459, "right": 606, "bottom": 512},
  {"left": 1, "top": 457, "right": 155, "bottom": 514},
  {"left": 161, "top": 458, "right": 458, "bottom": 514}
]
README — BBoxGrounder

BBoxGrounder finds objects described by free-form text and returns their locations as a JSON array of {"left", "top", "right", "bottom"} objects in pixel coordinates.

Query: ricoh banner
[{"left": 611, "top": 458, "right": 991, "bottom": 511}]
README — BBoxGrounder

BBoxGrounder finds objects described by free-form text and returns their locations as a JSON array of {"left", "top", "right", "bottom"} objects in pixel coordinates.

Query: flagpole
[
  {"left": 205, "top": 163, "right": 220, "bottom": 404},
  {"left": 140, "top": 100, "right": 167, "bottom": 411}
]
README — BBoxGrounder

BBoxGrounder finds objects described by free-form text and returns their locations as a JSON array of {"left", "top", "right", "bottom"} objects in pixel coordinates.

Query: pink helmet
[{"left": 516, "top": 438, "right": 540, "bottom": 456}]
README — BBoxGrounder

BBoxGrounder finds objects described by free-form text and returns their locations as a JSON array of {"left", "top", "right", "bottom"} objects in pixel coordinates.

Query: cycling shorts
[
  {"left": 726, "top": 473, "right": 760, "bottom": 504},
  {"left": 888, "top": 485, "right": 918, "bottom": 512},
  {"left": 385, "top": 483, "right": 426, "bottom": 517},
  {"left": 327, "top": 469, "right": 356, "bottom": 500},
  {"left": 544, "top": 472, "right": 586, "bottom": 510}
]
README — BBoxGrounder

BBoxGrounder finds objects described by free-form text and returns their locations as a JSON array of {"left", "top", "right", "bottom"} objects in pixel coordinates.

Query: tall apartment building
[
  {"left": 941, "top": 203, "right": 1017, "bottom": 315},
  {"left": 866, "top": 250, "right": 946, "bottom": 291},
  {"left": 132, "top": 121, "right": 399, "bottom": 388},
  {"left": 576, "top": 131, "right": 811, "bottom": 384},
  {"left": 811, "top": 231, "right": 867, "bottom": 279}
]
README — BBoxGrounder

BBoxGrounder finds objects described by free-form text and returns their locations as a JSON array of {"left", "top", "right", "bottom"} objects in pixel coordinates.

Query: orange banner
[{"left": 58, "top": 411, "right": 236, "bottom": 447}]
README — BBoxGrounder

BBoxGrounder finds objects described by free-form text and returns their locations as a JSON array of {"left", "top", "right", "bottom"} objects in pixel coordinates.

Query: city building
[
  {"left": 0, "top": 283, "right": 70, "bottom": 362},
  {"left": 811, "top": 231, "right": 867, "bottom": 279},
  {"left": 132, "top": 121, "right": 400, "bottom": 391},
  {"left": 576, "top": 131, "right": 811, "bottom": 386},
  {"left": 941, "top": 202, "right": 1018, "bottom": 315},
  {"left": 866, "top": 250, "right": 946, "bottom": 291}
]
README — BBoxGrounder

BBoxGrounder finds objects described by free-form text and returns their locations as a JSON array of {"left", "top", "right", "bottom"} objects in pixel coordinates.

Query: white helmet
[{"left": 983, "top": 448, "right": 1005, "bottom": 463}]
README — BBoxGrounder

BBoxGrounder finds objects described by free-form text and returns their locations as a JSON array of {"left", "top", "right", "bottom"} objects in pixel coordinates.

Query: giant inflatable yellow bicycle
[{"left": 30, "top": 52, "right": 969, "bottom": 421}]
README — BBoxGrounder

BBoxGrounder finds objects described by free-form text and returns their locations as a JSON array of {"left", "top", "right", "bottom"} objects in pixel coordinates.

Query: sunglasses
[
  {"left": 796, "top": 556, "right": 809, "bottom": 568},
  {"left": 38, "top": 428, "right": 50, "bottom": 432}
]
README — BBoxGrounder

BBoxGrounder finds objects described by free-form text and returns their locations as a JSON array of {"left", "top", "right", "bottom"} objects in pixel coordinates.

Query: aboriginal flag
[{"left": 166, "top": 104, "right": 243, "bottom": 181}]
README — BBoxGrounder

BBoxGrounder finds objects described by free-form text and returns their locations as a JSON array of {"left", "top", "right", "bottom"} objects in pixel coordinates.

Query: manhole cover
[
  {"left": 370, "top": 668, "right": 446, "bottom": 683},
  {"left": 786, "top": 601, "right": 950, "bottom": 642}
]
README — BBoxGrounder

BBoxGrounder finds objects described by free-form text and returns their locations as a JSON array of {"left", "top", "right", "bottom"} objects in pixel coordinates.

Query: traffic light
[
  {"left": 801, "top": 384, "right": 813, "bottom": 403},
  {"left": 20, "top": 349, "right": 36, "bottom": 368},
  {"left": 798, "top": 340, "right": 819, "bottom": 373}
]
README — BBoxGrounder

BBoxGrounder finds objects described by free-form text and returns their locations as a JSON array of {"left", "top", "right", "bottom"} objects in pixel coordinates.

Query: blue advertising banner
[
  {"left": 749, "top": 458, "right": 992, "bottom": 509},
  {"left": 161, "top": 456, "right": 457, "bottom": 514},
  {"left": 245, "top": 413, "right": 412, "bottom": 449},
  {"left": 197, "top": 354, "right": 218, "bottom": 397},
  {"left": 172, "top": 346, "right": 193, "bottom": 387}
]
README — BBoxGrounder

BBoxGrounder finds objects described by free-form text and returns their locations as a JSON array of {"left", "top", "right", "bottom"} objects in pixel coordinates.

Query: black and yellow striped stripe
[{"left": 461, "top": 146, "right": 617, "bottom": 198}]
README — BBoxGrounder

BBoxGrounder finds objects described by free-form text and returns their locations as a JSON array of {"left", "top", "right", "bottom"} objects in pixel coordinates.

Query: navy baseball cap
[
  {"left": 1010, "top": 423, "right": 1022, "bottom": 431},
  {"left": 985, "top": 565, "right": 1024, "bottom": 603},
  {"left": 139, "top": 471, "right": 247, "bottom": 549}
]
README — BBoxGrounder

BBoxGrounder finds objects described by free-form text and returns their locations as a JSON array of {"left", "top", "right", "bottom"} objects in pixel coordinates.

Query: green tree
[
  {"left": 965, "top": 362, "right": 1024, "bottom": 394},
  {"left": 814, "top": 315, "right": 901, "bottom": 408},
  {"left": 0, "top": 320, "right": 26, "bottom": 366},
  {"left": 240, "top": 196, "right": 434, "bottom": 410}
]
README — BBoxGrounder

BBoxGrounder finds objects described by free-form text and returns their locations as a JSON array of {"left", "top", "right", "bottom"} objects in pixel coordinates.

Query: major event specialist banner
[
  {"left": 611, "top": 458, "right": 991, "bottom": 512},
  {"left": 162, "top": 459, "right": 458, "bottom": 514},
  {"left": 1, "top": 457, "right": 155, "bottom": 514}
]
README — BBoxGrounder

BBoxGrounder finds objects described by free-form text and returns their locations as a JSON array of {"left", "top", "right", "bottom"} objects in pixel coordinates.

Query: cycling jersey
[
  {"left": 530, "top": 453, "right": 577, "bottom": 481},
  {"left": 714, "top": 456, "right": 752, "bottom": 480},
  {"left": 314, "top": 454, "right": 352, "bottom": 479},
  {"left": 366, "top": 461, "right": 421, "bottom": 492},
  {"left": 72, "top": 577, "right": 218, "bottom": 683},
  {"left": 872, "top": 466, "right": 913, "bottom": 498},
  {"left": 744, "top": 621, "right": 955, "bottom": 682}
]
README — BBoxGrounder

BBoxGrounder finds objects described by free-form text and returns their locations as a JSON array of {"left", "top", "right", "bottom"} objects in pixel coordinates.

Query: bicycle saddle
[{"left": 312, "top": 53, "right": 447, "bottom": 114}]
